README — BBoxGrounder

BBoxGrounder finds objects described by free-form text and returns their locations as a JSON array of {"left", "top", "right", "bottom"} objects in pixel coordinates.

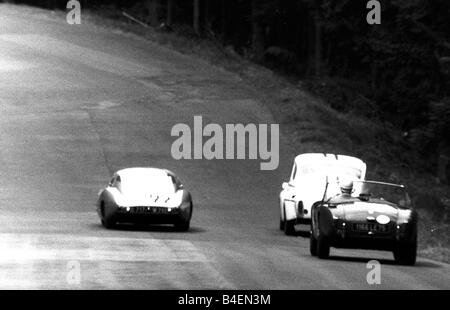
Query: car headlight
[{"left": 167, "top": 190, "right": 184, "bottom": 208}]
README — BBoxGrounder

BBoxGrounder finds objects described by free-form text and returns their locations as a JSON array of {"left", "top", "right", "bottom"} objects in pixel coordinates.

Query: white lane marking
[
  {"left": 0, "top": 58, "right": 36, "bottom": 72},
  {"left": 136, "top": 79, "right": 177, "bottom": 102},
  {"left": 0, "top": 232, "right": 235, "bottom": 289},
  {"left": 94, "top": 100, "right": 121, "bottom": 109},
  {"left": 0, "top": 234, "right": 38, "bottom": 289},
  {"left": 81, "top": 100, "right": 122, "bottom": 110},
  {"left": 0, "top": 233, "right": 208, "bottom": 262},
  {"left": 0, "top": 34, "right": 161, "bottom": 77}
]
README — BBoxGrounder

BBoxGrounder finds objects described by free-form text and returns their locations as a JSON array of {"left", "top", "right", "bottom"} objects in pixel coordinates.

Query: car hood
[{"left": 334, "top": 201, "right": 399, "bottom": 223}]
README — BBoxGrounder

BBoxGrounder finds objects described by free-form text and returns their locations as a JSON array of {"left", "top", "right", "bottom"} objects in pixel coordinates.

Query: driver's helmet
[{"left": 339, "top": 178, "right": 353, "bottom": 195}]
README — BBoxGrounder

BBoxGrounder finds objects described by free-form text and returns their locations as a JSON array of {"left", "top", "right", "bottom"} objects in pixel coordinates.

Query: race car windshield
[{"left": 352, "top": 181, "right": 410, "bottom": 207}]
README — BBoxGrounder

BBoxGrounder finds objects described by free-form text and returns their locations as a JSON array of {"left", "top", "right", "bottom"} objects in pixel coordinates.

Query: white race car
[
  {"left": 96, "top": 167, "right": 193, "bottom": 231},
  {"left": 279, "top": 153, "right": 367, "bottom": 235}
]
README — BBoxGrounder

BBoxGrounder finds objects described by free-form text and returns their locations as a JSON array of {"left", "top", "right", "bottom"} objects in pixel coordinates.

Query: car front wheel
[
  {"left": 317, "top": 234, "right": 330, "bottom": 259},
  {"left": 310, "top": 231, "right": 318, "bottom": 256},
  {"left": 393, "top": 239, "right": 417, "bottom": 266}
]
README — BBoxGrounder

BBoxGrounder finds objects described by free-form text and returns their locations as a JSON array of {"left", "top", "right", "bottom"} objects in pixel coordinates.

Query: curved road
[{"left": 0, "top": 4, "right": 449, "bottom": 289}]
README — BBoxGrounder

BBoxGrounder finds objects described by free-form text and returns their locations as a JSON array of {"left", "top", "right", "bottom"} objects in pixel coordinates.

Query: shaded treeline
[{"left": 2, "top": 0, "right": 450, "bottom": 181}]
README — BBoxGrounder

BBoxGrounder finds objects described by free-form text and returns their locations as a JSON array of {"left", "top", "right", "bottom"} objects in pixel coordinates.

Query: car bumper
[
  {"left": 284, "top": 200, "right": 311, "bottom": 221},
  {"left": 110, "top": 206, "right": 188, "bottom": 224},
  {"left": 326, "top": 221, "right": 413, "bottom": 251}
]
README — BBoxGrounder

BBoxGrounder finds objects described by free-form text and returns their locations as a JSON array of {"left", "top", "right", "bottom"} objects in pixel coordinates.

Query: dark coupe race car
[
  {"left": 310, "top": 180, "right": 418, "bottom": 265},
  {"left": 96, "top": 167, "right": 193, "bottom": 231}
]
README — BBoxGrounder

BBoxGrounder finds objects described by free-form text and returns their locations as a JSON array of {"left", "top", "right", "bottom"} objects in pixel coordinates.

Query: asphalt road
[{"left": 0, "top": 4, "right": 449, "bottom": 289}]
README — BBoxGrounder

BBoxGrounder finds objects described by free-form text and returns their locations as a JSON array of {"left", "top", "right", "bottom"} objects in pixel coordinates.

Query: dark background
[{"left": 5, "top": 0, "right": 449, "bottom": 183}]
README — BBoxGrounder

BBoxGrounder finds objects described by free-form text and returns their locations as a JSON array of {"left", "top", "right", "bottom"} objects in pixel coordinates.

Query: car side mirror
[
  {"left": 398, "top": 199, "right": 406, "bottom": 208},
  {"left": 282, "top": 182, "right": 289, "bottom": 190},
  {"left": 178, "top": 184, "right": 184, "bottom": 190}
]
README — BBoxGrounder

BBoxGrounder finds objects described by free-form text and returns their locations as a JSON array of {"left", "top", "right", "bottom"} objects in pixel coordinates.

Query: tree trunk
[
  {"left": 306, "top": 13, "right": 315, "bottom": 76},
  {"left": 145, "top": 0, "right": 159, "bottom": 27},
  {"left": 314, "top": 15, "right": 322, "bottom": 78},
  {"left": 371, "top": 62, "right": 378, "bottom": 97},
  {"left": 251, "top": 0, "right": 264, "bottom": 61},
  {"left": 193, "top": 0, "right": 200, "bottom": 34},
  {"left": 166, "top": 0, "right": 173, "bottom": 27},
  {"left": 204, "top": 0, "right": 211, "bottom": 31},
  {"left": 221, "top": 0, "right": 227, "bottom": 42},
  {"left": 437, "top": 144, "right": 450, "bottom": 184}
]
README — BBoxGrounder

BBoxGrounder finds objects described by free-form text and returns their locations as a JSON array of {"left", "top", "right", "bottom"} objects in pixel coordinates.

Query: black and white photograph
[{"left": 0, "top": 0, "right": 449, "bottom": 294}]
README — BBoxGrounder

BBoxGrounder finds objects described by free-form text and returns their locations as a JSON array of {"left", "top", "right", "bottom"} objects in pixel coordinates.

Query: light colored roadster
[
  {"left": 96, "top": 167, "right": 193, "bottom": 231},
  {"left": 310, "top": 180, "right": 418, "bottom": 265},
  {"left": 279, "top": 153, "right": 366, "bottom": 235}
]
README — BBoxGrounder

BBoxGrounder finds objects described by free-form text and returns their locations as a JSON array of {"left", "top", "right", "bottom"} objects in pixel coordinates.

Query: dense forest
[{"left": 3, "top": 0, "right": 450, "bottom": 182}]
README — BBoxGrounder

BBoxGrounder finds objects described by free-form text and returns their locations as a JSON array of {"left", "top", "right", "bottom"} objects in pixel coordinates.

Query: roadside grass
[{"left": 10, "top": 3, "right": 448, "bottom": 263}]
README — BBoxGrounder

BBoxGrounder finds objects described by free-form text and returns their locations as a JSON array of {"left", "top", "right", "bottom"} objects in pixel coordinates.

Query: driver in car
[{"left": 328, "top": 179, "right": 355, "bottom": 204}]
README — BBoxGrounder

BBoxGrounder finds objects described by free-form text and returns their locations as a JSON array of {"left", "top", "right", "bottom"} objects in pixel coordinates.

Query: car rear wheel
[
  {"left": 279, "top": 217, "right": 285, "bottom": 231},
  {"left": 284, "top": 220, "right": 296, "bottom": 235},
  {"left": 174, "top": 203, "right": 192, "bottom": 232},
  {"left": 310, "top": 231, "right": 318, "bottom": 256},
  {"left": 394, "top": 239, "right": 417, "bottom": 266},
  {"left": 100, "top": 203, "right": 117, "bottom": 229},
  {"left": 283, "top": 206, "right": 296, "bottom": 236},
  {"left": 101, "top": 216, "right": 116, "bottom": 229},
  {"left": 174, "top": 219, "right": 190, "bottom": 232},
  {"left": 317, "top": 234, "right": 330, "bottom": 259}
]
